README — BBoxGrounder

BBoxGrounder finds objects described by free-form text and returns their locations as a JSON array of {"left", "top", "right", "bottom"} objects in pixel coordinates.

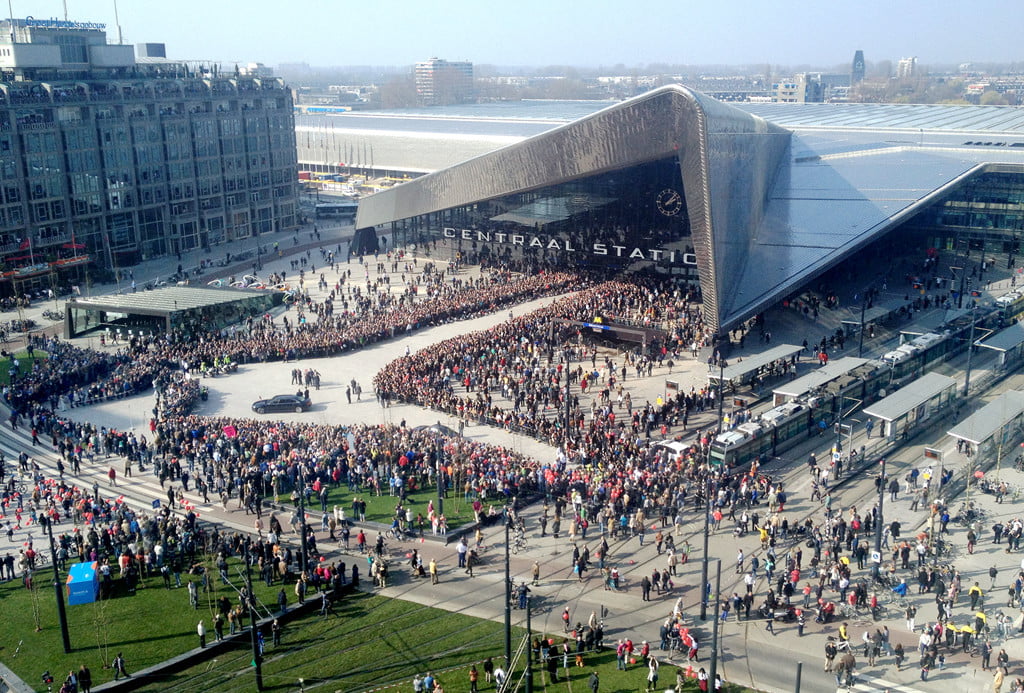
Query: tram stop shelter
[
  {"left": 899, "top": 307, "right": 971, "bottom": 340},
  {"left": 64, "top": 286, "right": 282, "bottom": 339},
  {"left": 772, "top": 356, "right": 869, "bottom": 406},
  {"left": 947, "top": 390, "right": 1024, "bottom": 464},
  {"left": 862, "top": 372, "right": 958, "bottom": 442},
  {"left": 708, "top": 343, "right": 801, "bottom": 392},
  {"left": 976, "top": 322, "right": 1024, "bottom": 371}
]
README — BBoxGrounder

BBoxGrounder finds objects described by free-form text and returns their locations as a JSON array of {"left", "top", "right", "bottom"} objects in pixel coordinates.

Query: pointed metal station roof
[{"left": 355, "top": 86, "right": 1024, "bottom": 335}]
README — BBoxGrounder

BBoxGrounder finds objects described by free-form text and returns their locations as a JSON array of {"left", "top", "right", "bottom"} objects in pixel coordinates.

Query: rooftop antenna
[
  {"left": 112, "top": 0, "right": 122, "bottom": 44},
  {"left": 62, "top": 0, "right": 67, "bottom": 21},
  {"left": 7, "top": 0, "right": 15, "bottom": 43}
]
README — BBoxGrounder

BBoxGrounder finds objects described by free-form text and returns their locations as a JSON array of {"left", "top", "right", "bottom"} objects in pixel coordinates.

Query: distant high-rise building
[
  {"left": 897, "top": 57, "right": 918, "bottom": 81},
  {"left": 851, "top": 50, "right": 865, "bottom": 84},
  {"left": 0, "top": 17, "right": 299, "bottom": 290},
  {"left": 414, "top": 58, "right": 474, "bottom": 106}
]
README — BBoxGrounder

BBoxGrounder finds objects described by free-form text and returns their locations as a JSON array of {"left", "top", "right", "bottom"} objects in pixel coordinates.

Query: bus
[{"left": 315, "top": 202, "right": 358, "bottom": 220}]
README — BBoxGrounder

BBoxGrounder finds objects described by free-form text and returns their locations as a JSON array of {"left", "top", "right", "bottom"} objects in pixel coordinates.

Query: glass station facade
[
  {"left": 906, "top": 170, "right": 1024, "bottom": 257},
  {"left": 387, "top": 157, "right": 697, "bottom": 276}
]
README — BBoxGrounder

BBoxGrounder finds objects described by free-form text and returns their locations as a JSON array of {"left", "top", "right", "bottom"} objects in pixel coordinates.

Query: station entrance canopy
[
  {"left": 64, "top": 286, "right": 281, "bottom": 339},
  {"left": 355, "top": 85, "right": 1024, "bottom": 335}
]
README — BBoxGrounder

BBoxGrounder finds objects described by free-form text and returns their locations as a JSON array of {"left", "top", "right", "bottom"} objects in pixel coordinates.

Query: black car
[{"left": 251, "top": 394, "right": 312, "bottom": 414}]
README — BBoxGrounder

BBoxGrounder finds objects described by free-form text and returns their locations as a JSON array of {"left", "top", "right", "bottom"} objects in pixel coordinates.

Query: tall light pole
[
  {"left": 244, "top": 543, "right": 264, "bottom": 691},
  {"left": 872, "top": 458, "right": 886, "bottom": 581},
  {"left": 504, "top": 512, "right": 512, "bottom": 667},
  {"left": 435, "top": 438, "right": 444, "bottom": 518},
  {"left": 709, "top": 560, "right": 721, "bottom": 690},
  {"left": 701, "top": 357, "right": 726, "bottom": 620},
  {"left": 964, "top": 300, "right": 978, "bottom": 397},
  {"left": 297, "top": 468, "right": 308, "bottom": 577},
  {"left": 563, "top": 346, "right": 572, "bottom": 455},
  {"left": 525, "top": 595, "right": 534, "bottom": 693}
]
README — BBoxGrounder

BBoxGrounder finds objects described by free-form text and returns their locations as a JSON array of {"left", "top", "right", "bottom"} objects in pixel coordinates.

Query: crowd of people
[
  {"left": 5, "top": 241, "right": 1019, "bottom": 692},
  {"left": 374, "top": 277, "right": 712, "bottom": 446}
]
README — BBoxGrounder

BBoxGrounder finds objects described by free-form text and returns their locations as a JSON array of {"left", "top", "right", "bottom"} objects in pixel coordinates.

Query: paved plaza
[{"left": 3, "top": 221, "right": 1024, "bottom": 692}]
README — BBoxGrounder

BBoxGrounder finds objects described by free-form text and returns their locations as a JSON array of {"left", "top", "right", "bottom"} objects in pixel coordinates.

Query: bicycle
[
  {"left": 510, "top": 536, "right": 528, "bottom": 554},
  {"left": 886, "top": 592, "right": 909, "bottom": 610},
  {"left": 838, "top": 602, "right": 858, "bottom": 619},
  {"left": 385, "top": 526, "right": 407, "bottom": 541}
]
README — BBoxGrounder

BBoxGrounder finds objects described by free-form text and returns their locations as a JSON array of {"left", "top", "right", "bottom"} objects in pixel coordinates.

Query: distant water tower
[{"left": 851, "top": 50, "right": 865, "bottom": 84}]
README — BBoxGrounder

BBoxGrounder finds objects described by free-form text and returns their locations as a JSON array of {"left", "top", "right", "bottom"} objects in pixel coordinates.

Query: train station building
[{"left": 342, "top": 86, "right": 1024, "bottom": 335}]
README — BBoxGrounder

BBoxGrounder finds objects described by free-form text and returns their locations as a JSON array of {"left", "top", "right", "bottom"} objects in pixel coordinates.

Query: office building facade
[
  {"left": 0, "top": 18, "right": 299, "bottom": 293},
  {"left": 414, "top": 58, "right": 474, "bottom": 106}
]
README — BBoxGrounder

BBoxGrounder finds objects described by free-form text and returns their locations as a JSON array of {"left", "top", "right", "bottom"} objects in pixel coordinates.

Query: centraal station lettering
[{"left": 442, "top": 228, "right": 697, "bottom": 265}]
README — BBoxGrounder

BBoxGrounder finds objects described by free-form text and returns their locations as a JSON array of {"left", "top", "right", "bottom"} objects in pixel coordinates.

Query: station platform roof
[
  {"left": 947, "top": 390, "right": 1024, "bottom": 445},
  {"left": 977, "top": 322, "right": 1024, "bottom": 353},
  {"left": 863, "top": 372, "right": 957, "bottom": 422},
  {"left": 772, "top": 356, "right": 869, "bottom": 399},
  {"left": 709, "top": 344, "right": 802, "bottom": 384}
]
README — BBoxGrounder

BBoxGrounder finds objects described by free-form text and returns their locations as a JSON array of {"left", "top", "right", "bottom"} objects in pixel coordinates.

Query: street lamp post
[
  {"left": 872, "top": 457, "right": 886, "bottom": 581},
  {"left": 563, "top": 347, "right": 572, "bottom": 455},
  {"left": 296, "top": 469, "right": 308, "bottom": 577},
  {"left": 964, "top": 300, "right": 978, "bottom": 397},
  {"left": 701, "top": 357, "right": 726, "bottom": 620},
  {"left": 858, "top": 295, "right": 868, "bottom": 358},
  {"left": 436, "top": 439, "right": 444, "bottom": 518},
  {"left": 244, "top": 544, "right": 264, "bottom": 691},
  {"left": 709, "top": 560, "right": 721, "bottom": 687},
  {"left": 504, "top": 513, "right": 512, "bottom": 667},
  {"left": 525, "top": 595, "right": 534, "bottom": 693}
]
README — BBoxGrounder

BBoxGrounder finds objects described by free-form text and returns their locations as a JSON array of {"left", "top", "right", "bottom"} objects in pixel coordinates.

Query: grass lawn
[
  {"left": 132, "top": 592, "right": 760, "bottom": 693},
  {"left": 0, "top": 553, "right": 285, "bottom": 690},
  {"left": 283, "top": 484, "right": 485, "bottom": 528},
  {"left": 0, "top": 348, "right": 48, "bottom": 386}
]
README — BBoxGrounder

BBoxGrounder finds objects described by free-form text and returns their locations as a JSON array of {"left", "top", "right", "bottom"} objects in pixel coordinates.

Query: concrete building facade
[{"left": 0, "top": 17, "right": 299, "bottom": 294}]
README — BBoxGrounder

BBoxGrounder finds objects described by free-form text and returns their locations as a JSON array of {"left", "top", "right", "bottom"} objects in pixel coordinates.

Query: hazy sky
[{"left": 18, "top": 0, "right": 1024, "bottom": 69}]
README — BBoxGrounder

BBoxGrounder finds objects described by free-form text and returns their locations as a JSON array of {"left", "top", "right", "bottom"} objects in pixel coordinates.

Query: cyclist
[{"left": 892, "top": 580, "right": 909, "bottom": 599}]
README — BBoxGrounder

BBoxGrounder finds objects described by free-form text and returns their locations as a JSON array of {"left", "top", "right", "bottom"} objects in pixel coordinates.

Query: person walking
[
  {"left": 77, "top": 665, "right": 92, "bottom": 693},
  {"left": 197, "top": 620, "right": 206, "bottom": 648},
  {"left": 112, "top": 653, "right": 128, "bottom": 680},
  {"left": 430, "top": 558, "right": 439, "bottom": 585},
  {"left": 588, "top": 669, "right": 600, "bottom": 693}
]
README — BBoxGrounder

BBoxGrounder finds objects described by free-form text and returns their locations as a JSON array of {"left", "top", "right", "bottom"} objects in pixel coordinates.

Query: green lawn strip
[
  {"left": 0, "top": 552, "right": 283, "bottom": 689},
  {"left": 0, "top": 349, "right": 48, "bottom": 386},
  {"left": 129, "top": 592, "right": 760, "bottom": 693},
  {"left": 286, "top": 485, "right": 479, "bottom": 528}
]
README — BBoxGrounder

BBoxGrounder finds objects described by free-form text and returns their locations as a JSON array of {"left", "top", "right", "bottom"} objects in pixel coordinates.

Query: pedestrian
[
  {"left": 588, "top": 669, "right": 600, "bottom": 693},
  {"left": 468, "top": 664, "right": 479, "bottom": 693},
  {"left": 77, "top": 665, "right": 92, "bottom": 693},
  {"left": 112, "top": 653, "right": 128, "bottom": 680},
  {"left": 197, "top": 620, "right": 206, "bottom": 648},
  {"left": 765, "top": 616, "right": 775, "bottom": 635}
]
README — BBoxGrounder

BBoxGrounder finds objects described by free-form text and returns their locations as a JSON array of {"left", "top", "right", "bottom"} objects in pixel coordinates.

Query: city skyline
[{"left": 16, "top": 0, "right": 1024, "bottom": 70}]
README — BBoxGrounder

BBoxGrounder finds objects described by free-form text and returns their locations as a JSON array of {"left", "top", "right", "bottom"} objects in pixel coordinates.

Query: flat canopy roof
[
  {"left": 709, "top": 344, "right": 802, "bottom": 383},
  {"left": 977, "top": 322, "right": 1024, "bottom": 353},
  {"left": 68, "top": 285, "right": 267, "bottom": 316},
  {"left": 947, "top": 390, "right": 1024, "bottom": 445},
  {"left": 839, "top": 304, "right": 893, "bottom": 326},
  {"left": 773, "top": 356, "right": 869, "bottom": 398},
  {"left": 863, "top": 372, "right": 957, "bottom": 422},
  {"left": 899, "top": 307, "right": 970, "bottom": 336}
]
